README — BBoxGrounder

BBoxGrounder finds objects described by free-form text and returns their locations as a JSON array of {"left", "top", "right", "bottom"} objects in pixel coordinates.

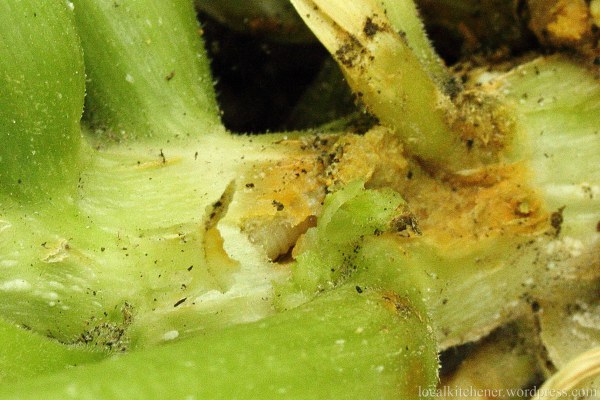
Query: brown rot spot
[
  {"left": 335, "top": 35, "right": 362, "bottom": 68},
  {"left": 272, "top": 200, "right": 285, "bottom": 211},
  {"left": 550, "top": 206, "right": 565, "bottom": 236},
  {"left": 381, "top": 291, "right": 422, "bottom": 321},
  {"left": 205, "top": 182, "right": 235, "bottom": 230},
  {"left": 75, "top": 302, "right": 133, "bottom": 352},
  {"left": 363, "top": 16, "right": 382, "bottom": 38},
  {"left": 596, "top": 221, "right": 600, "bottom": 232},
  {"left": 391, "top": 213, "right": 421, "bottom": 236}
]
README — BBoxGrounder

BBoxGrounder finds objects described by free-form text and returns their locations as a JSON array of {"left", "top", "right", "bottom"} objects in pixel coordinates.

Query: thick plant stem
[
  {"left": 0, "top": 283, "right": 437, "bottom": 399},
  {"left": 290, "top": 0, "right": 471, "bottom": 170},
  {"left": 72, "top": 0, "right": 223, "bottom": 143},
  {"left": 0, "top": 133, "right": 314, "bottom": 346},
  {"left": 0, "top": 1, "right": 85, "bottom": 200}
]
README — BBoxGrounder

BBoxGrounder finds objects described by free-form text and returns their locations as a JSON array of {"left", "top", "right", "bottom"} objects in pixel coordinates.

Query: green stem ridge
[
  {"left": 0, "top": 317, "right": 105, "bottom": 383},
  {"left": 194, "top": 0, "right": 315, "bottom": 42},
  {"left": 0, "top": 1, "right": 85, "bottom": 200},
  {"left": 378, "top": 0, "right": 452, "bottom": 89},
  {"left": 72, "top": 0, "right": 223, "bottom": 143}
]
